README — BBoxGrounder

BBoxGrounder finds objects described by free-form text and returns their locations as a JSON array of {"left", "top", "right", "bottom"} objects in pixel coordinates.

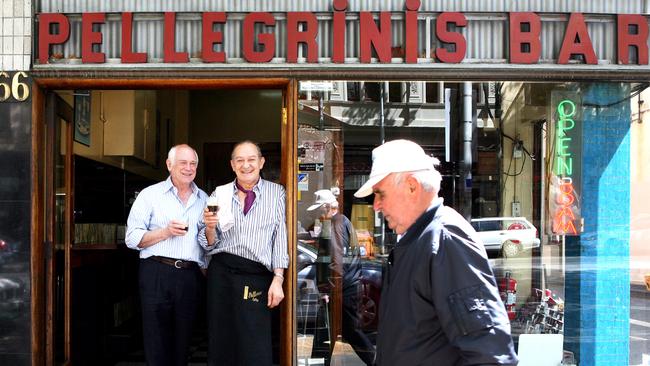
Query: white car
[{"left": 470, "top": 217, "right": 541, "bottom": 257}]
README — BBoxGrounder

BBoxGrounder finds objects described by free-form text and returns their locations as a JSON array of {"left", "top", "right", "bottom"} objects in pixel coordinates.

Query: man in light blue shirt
[{"left": 126, "top": 144, "right": 207, "bottom": 366}]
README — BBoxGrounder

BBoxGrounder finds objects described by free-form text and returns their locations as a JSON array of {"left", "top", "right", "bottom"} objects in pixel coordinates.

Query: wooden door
[{"left": 44, "top": 92, "right": 74, "bottom": 365}]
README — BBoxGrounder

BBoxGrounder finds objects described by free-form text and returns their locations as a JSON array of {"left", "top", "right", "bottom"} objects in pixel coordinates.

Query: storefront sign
[
  {"left": 550, "top": 94, "right": 582, "bottom": 235},
  {"left": 36, "top": 2, "right": 650, "bottom": 66},
  {"left": 0, "top": 72, "right": 30, "bottom": 103}
]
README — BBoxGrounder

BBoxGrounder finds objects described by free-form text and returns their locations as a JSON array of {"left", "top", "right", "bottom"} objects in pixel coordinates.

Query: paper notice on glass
[{"left": 298, "top": 173, "right": 309, "bottom": 191}]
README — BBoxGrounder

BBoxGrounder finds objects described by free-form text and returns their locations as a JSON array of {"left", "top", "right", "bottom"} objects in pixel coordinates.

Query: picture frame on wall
[{"left": 74, "top": 90, "right": 91, "bottom": 146}]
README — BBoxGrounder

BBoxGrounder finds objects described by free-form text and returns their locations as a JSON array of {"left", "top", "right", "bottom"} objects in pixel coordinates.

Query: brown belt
[{"left": 149, "top": 256, "right": 198, "bottom": 269}]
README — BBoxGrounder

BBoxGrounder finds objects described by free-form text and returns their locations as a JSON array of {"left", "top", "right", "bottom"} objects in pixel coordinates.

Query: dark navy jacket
[{"left": 376, "top": 199, "right": 518, "bottom": 365}]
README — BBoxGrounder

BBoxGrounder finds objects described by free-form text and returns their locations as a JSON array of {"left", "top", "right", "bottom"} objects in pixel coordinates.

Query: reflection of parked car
[
  {"left": 296, "top": 242, "right": 383, "bottom": 333},
  {"left": 471, "top": 217, "right": 540, "bottom": 257}
]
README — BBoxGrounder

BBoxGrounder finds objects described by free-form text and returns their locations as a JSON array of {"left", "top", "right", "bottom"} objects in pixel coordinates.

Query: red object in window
[
  {"left": 0, "top": 240, "right": 6, "bottom": 250},
  {"left": 508, "top": 222, "right": 526, "bottom": 230},
  {"left": 499, "top": 272, "right": 517, "bottom": 320}
]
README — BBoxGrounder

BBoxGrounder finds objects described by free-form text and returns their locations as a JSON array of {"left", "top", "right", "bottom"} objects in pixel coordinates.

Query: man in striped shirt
[
  {"left": 125, "top": 144, "right": 207, "bottom": 366},
  {"left": 200, "top": 141, "right": 289, "bottom": 366}
]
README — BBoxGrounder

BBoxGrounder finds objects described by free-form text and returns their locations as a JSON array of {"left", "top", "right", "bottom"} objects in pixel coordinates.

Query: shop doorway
[{"left": 38, "top": 83, "right": 296, "bottom": 365}]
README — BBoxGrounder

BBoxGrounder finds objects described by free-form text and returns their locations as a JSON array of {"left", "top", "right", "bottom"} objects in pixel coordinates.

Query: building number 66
[{"left": 0, "top": 71, "right": 30, "bottom": 102}]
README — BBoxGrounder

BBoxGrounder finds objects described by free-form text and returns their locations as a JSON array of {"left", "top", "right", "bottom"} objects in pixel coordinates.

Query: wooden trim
[
  {"left": 34, "top": 78, "right": 290, "bottom": 90},
  {"left": 64, "top": 117, "right": 74, "bottom": 363},
  {"left": 31, "top": 85, "right": 45, "bottom": 366},
  {"left": 280, "top": 80, "right": 298, "bottom": 365},
  {"left": 34, "top": 77, "right": 296, "bottom": 365},
  {"left": 31, "top": 66, "right": 650, "bottom": 83},
  {"left": 44, "top": 93, "right": 56, "bottom": 366}
]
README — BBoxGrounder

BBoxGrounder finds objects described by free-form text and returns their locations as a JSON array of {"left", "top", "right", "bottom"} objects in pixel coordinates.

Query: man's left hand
[{"left": 267, "top": 277, "right": 284, "bottom": 308}]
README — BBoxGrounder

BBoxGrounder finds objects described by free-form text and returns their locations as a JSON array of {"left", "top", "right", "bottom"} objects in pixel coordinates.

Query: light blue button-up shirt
[{"left": 126, "top": 176, "right": 208, "bottom": 268}]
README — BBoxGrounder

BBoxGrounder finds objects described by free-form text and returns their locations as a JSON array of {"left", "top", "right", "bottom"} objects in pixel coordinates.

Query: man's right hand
[
  {"left": 203, "top": 208, "right": 219, "bottom": 231},
  {"left": 167, "top": 220, "right": 189, "bottom": 237}
]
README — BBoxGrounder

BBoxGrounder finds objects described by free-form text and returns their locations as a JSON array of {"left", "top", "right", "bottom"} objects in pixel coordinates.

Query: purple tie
[{"left": 235, "top": 181, "right": 256, "bottom": 215}]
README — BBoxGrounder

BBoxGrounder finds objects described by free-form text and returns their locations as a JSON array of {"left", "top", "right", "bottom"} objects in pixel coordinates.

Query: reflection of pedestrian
[
  {"left": 125, "top": 144, "right": 206, "bottom": 366},
  {"left": 354, "top": 140, "right": 518, "bottom": 365},
  {"left": 308, "top": 189, "right": 375, "bottom": 366}
]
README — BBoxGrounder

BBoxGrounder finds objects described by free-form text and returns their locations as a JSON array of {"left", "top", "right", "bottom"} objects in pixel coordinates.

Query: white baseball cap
[
  {"left": 354, "top": 139, "right": 439, "bottom": 198},
  {"left": 307, "top": 189, "right": 338, "bottom": 211}
]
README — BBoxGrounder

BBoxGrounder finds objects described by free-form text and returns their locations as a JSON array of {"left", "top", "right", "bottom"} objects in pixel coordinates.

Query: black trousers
[
  {"left": 139, "top": 258, "right": 202, "bottom": 366},
  {"left": 207, "top": 253, "right": 273, "bottom": 366}
]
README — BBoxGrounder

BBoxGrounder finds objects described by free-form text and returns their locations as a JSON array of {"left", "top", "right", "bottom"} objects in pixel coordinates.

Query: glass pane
[
  {"left": 0, "top": 102, "right": 32, "bottom": 366},
  {"left": 296, "top": 80, "right": 645, "bottom": 365},
  {"left": 54, "top": 117, "right": 68, "bottom": 362},
  {"left": 631, "top": 86, "right": 650, "bottom": 366}
]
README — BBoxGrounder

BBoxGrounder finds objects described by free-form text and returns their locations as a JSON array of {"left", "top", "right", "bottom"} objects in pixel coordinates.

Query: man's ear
[{"left": 406, "top": 175, "right": 418, "bottom": 193}]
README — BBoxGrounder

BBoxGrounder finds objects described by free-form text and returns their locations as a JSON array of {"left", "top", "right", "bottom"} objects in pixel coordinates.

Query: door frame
[{"left": 31, "top": 78, "right": 298, "bottom": 365}]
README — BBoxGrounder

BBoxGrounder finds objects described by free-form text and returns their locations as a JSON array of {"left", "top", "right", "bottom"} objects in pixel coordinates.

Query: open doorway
[{"left": 42, "top": 87, "right": 287, "bottom": 365}]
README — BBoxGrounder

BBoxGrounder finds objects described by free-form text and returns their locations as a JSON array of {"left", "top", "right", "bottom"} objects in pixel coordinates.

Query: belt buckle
[{"left": 174, "top": 260, "right": 183, "bottom": 269}]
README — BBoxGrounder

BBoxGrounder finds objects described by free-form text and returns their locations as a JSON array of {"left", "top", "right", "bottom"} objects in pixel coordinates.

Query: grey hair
[
  {"left": 168, "top": 144, "right": 199, "bottom": 165},
  {"left": 231, "top": 140, "right": 263, "bottom": 160},
  {"left": 394, "top": 169, "right": 442, "bottom": 193}
]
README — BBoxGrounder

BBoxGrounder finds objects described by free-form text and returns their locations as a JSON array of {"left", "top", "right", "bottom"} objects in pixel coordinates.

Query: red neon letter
[
  {"left": 617, "top": 14, "right": 649, "bottom": 65},
  {"left": 164, "top": 12, "right": 189, "bottom": 63},
  {"left": 287, "top": 12, "right": 319, "bottom": 63},
  {"left": 360, "top": 12, "right": 392, "bottom": 63},
  {"left": 558, "top": 13, "right": 597, "bottom": 65},
  {"left": 38, "top": 13, "right": 70, "bottom": 64},
  {"left": 435, "top": 12, "right": 467, "bottom": 63},
  {"left": 121, "top": 13, "right": 147, "bottom": 63},
  {"left": 243, "top": 12, "right": 276, "bottom": 63},
  {"left": 332, "top": 0, "right": 348, "bottom": 63},
  {"left": 404, "top": 0, "right": 420, "bottom": 63},
  {"left": 509, "top": 12, "right": 541, "bottom": 64},
  {"left": 202, "top": 12, "right": 227, "bottom": 63},
  {"left": 554, "top": 216, "right": 578, "bottom": 235},
  {"left": 81, "top": 13, "right": 105, "bottom": 63}
]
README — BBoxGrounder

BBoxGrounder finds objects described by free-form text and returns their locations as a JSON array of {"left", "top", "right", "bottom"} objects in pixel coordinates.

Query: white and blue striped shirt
[
  {"left": 125, "top": 176, "right": 208, "bottom": 268},
  {"left": 199, "top": 179, "right": 289, "bottom": 271}
]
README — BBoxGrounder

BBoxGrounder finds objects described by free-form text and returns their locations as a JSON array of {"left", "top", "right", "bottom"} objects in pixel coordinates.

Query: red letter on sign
[
  {"left": 509, "top": 12, "right": 541, "bottom": 64},
  {"left": 332, "top": 0, "right": 348, "bottom": 63},
  {"left": 404, "top": 0, "right": 420, "bottom": 63},
  {"left": 38, "top": 13, "right": 70, "bottom": 64},
  {"left": 360, "top": 12, "right": 392, "bottom": 63},
  {"left": 287, "top": 12, "right": 319, "bottom": 63},
  {"left": 121, "top": 12, "right": 147, "bottom": 63},
  {"left": 558, "top": 13, "right": 597, "bottom": 64},
  {"left": 243, "top": 12, "right": 276, "bottom": 63},
  {"left": 435, "top": 12, "right": 467, "bottom": 63},
  {"left": 202, "top": 12, "right": 227, "bottom": 63},
  {"left": 164, "top": 12, "right": 189, "bottom": 63},
  {"left": 617, "top": 14, "right": 649, "bottom": 65},
  {"left": 81, "top": 13, "right": 105, "bottom": 63}
]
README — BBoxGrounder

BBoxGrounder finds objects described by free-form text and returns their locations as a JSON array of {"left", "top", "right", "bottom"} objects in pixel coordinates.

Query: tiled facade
[{"left": 0, "top": 0, "right": 31, "bottom": 71}]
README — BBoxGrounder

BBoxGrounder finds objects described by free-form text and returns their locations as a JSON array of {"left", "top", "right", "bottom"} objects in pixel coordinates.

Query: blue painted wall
[{"left": 565, "top": 83, "right": 631, "bottom": 365}]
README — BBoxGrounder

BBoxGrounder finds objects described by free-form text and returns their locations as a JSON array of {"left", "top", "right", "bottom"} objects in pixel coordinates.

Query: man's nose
[{"left": 373, "top": 198, "right": 381, "bottom": 212}]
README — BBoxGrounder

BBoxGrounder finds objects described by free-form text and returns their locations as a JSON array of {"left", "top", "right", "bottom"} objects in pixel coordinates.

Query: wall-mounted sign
[
  {"left": 74, "top": 90, "right": 91, "bottom": 146},
  {"left": 300, "top": 81, "right": 334, "bottom": 92},
  {"left": 35, "top": 4, "right": 650, "bottom": 66},
  {"left": 549, "top": 92, "right": 582, "bottom": 236},
  {"left": 0, "top": 72, "right": 30, "bottom": 103},
  {"left": 298, "top": 163, "right": 324, "bottom": 172}
]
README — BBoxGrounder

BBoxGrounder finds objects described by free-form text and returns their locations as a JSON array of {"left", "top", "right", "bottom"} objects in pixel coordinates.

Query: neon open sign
[{"left": 553, "top": 99, "right": 580, "bottom": 235}]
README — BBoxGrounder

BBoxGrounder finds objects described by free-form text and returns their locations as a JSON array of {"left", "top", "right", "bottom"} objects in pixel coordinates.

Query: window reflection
[{"left": 295, "top": 80, "right": 647, "bottom": 365}]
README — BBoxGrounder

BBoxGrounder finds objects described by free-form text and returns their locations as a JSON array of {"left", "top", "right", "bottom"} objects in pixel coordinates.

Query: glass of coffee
[{"left": 207, "top": 196, "right": 219, "bottom": 214}]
